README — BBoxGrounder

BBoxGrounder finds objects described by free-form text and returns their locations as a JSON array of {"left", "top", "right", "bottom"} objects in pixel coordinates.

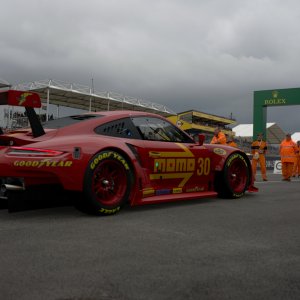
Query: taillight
[{"left": 6, "top": 146, "right": 64, "bottom": 157}]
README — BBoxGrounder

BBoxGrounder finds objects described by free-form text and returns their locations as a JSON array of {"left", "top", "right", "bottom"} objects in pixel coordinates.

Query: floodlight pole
[{"left": 89, "top": 87, "right": 92, "bottom": 112}]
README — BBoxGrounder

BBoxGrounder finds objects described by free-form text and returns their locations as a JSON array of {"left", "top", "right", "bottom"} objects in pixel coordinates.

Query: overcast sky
[{"left": 1, "top": 0, "right": 300, "bottom": 132}]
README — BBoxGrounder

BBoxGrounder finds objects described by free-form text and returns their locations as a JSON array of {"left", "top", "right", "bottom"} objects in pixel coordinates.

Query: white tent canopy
[
  {"left": 0, "top": 78, "right": 10, "bottom": 89},
  {"left": 12, "top": 79, "right": 176, "bottom": 120},
  {"left": 292, "top": 132, "right": 300, "bottom": 142},
  {"left": 233, "top": 123, "right": 286, "bottom": 144}
]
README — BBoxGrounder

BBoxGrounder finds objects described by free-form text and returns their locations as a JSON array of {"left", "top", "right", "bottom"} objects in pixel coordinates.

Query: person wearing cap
[
  {"left": 292, "top": 140, "right": 300, "bottom": 178},
  {"left": 210, "top": 127, "right": 226, "bottom": 145},
  {"left": 251, "top": 133, "right": 268, "bottom": 181},
  {"left": 279, "top": 133, "right": 297, "bottom": 181}
]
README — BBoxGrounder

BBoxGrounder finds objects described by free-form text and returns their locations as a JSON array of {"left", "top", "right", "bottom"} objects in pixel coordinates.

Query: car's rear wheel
[
  {"left": 215, "top": 152, "right": 250, "bottom": 198},
  {"left": 82, "top": 150, "right": 134, "bottom": 215}
]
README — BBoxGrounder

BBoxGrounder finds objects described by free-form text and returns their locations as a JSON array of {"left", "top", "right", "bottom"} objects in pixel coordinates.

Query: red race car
[{"left": 0, "top": 90, "right": 257, "bottom": 215}]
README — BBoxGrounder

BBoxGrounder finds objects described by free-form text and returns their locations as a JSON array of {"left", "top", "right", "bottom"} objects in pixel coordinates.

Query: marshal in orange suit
[
  {"left": 280, "top": 133, "right": 297, "bottom": 181},
  {"left": 251, "top": 133, "right": 268, "bottom": 181}
]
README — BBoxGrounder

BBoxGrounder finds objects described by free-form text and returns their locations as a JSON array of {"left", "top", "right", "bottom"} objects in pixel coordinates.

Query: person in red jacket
[
  {"left": 210, "top": 127, "right": 226, "bottom": 145},
  {"left": 280, "top": 133, "right": 297, "bottom": 181},
  {"left": 251, "top": 133, "right": 268, "bottom": 181}
]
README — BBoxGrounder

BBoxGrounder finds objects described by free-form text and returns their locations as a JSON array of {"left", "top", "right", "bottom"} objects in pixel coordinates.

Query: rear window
[{"left": 43, "top": 114, "right": 103, "bottom": 129}]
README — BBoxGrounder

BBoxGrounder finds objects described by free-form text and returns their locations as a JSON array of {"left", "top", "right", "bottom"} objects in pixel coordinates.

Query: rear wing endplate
[
  {"left": 0, "top": 90, "right": 41, "bottom": 108},
  {"left": 0, "top": 90, "right": 45, "bottom": 137}
]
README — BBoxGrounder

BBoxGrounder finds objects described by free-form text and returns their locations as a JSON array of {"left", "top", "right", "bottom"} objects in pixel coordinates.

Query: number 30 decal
[{"left": 197, "top": 157, "right": 210, "bottom": 176}]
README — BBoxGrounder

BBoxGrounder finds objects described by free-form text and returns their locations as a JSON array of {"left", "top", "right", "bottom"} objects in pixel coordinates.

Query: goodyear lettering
[
  {"left": 226, "top": 153, "right": 247, "bottom": 167},
  {"left": 90, "top": 151, "right": 129, "bottom": 170},
  {"left": 99, "top": 207, "right": 120, "bottom": 214},
  {"left": 13, "top": 160, "right": 73, "bottom": 168},
  {"left": 64, "top": 161, "right": 72, "bottom": 167},
  {"left": 233, "top": 192, "right": 243, "bottom": 198}
]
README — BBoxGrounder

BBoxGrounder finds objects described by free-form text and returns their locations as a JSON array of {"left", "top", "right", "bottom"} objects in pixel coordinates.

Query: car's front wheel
[
  {"left": 215, "top": 152, "right": 250, "bottom": 198},
  {"left": 82, "top": 150, "right": 134, "bottom": 215}
]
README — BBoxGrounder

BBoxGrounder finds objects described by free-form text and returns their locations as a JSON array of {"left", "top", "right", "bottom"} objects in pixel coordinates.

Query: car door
[{"left": 131, "top": 116, "right": 213, "bottom": 194}]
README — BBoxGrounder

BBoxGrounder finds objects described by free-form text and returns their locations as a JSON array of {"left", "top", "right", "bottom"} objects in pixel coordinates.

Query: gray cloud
[{"left": 1, "top": 0, "right": 300, "bottom": 132}]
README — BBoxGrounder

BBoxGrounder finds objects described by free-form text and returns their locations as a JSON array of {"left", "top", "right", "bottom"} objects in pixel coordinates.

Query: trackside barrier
[{"left": 273, "top": 160, "right": 282, "bottom": 174}]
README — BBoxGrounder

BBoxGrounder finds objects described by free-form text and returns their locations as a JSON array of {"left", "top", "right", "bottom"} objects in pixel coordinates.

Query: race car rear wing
[
  {"left": 0, "top": 90, "right": 45, "bottom": 137},
  {"left": 0, "top": 90, "right": 41, "bottom": 107}
]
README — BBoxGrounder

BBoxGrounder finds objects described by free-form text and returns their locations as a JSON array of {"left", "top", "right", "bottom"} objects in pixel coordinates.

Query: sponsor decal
[
  {"left": 226, "top": 153, "right": 247, "bottom": 168},
  {"left": 90, "top": 151, "right": 129, "bottom": 170},
  {"left": 186, "top": 186, "right": 205, "bottom": 193},
  {"left": 142, "top": 188, "right": 155, "bottom": 197},
  {"left": 99, "top": 207, "right": 120, "bottom": 214},
  {"left": 264, "top": 91, "right": 287, "bottom": 105},
  {"left": 232, "top": 192, "right": 244, "bottom": 198},
  {"left": 18, "top": 92, "right": 33, "bottom": 106},
  {"left": 156, "top": 189, "right": 171, "bottom": 195},
  {"left": 154, "top": 158, "right": 195, "bottom": 173},
  {"left": 213, "top": 148, "right": 227, "bottom": 156},
  {"left": 13, "top": 159, "right": 73, "bottom": 168},
  {"left": 150, "top": 143, "right": 211, "bottom": 187},
  {"left": 172, "top": 187, "right": 182, "bottom": 194}
]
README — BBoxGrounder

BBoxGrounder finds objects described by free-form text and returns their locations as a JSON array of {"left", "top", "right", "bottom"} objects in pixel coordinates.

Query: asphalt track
[{"left": 0, "top": 173, "right": 299, "bottom": 300}]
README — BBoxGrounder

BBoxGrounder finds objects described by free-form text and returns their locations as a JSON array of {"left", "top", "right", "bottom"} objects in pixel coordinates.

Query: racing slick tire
[
  {"left": 215, "top": 152, "right": 250, "bottom": 199},
  {"left": 82, "top": 150, "right": 134, "bottom": 215}
]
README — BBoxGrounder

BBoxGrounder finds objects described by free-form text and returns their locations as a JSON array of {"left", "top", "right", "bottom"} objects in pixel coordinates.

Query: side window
[
  {"left": 132, "top": 117, "right": 194, "bottom": 143},
  {"left": 95, "top": 117, "right": 142, "bottom": 139}
]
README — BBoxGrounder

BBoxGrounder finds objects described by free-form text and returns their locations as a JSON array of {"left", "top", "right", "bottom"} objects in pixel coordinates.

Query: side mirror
[
  {"left": 193, "top": 134, "right": 205, "bottom": 145},
  {"left": 198, "top": 134, "right": 205, "bottom": 146}
]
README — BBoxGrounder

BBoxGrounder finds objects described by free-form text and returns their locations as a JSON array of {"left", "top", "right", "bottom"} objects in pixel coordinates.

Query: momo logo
[{"left": 149, "top": 143, "right": 211, "bottom": 187}]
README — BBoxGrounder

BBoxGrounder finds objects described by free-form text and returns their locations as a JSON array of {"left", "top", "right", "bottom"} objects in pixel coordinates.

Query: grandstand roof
[
  {"left": 12, "top": 79, "right": 176, "bottom": 117},
  {"left": 0, "top": 78, "right": 10, "bottom": 89},
  {"left": 233, "top": 123, "right": 286, "bottom": 144}
]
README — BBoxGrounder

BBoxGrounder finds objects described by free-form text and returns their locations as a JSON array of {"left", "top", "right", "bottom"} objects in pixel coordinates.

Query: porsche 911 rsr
[{"left": 0, "top": 90, "right": 257, "bottom": 215}]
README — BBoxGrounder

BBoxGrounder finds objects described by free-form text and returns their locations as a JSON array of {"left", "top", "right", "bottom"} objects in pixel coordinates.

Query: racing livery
[{"left": 0, "top": 90, "right": 257, "bottom": 215}]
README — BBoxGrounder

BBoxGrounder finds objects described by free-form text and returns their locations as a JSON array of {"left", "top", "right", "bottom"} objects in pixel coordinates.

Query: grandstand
[{"left": 168, "top": 110, "right": 236, "bottom": 142}]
